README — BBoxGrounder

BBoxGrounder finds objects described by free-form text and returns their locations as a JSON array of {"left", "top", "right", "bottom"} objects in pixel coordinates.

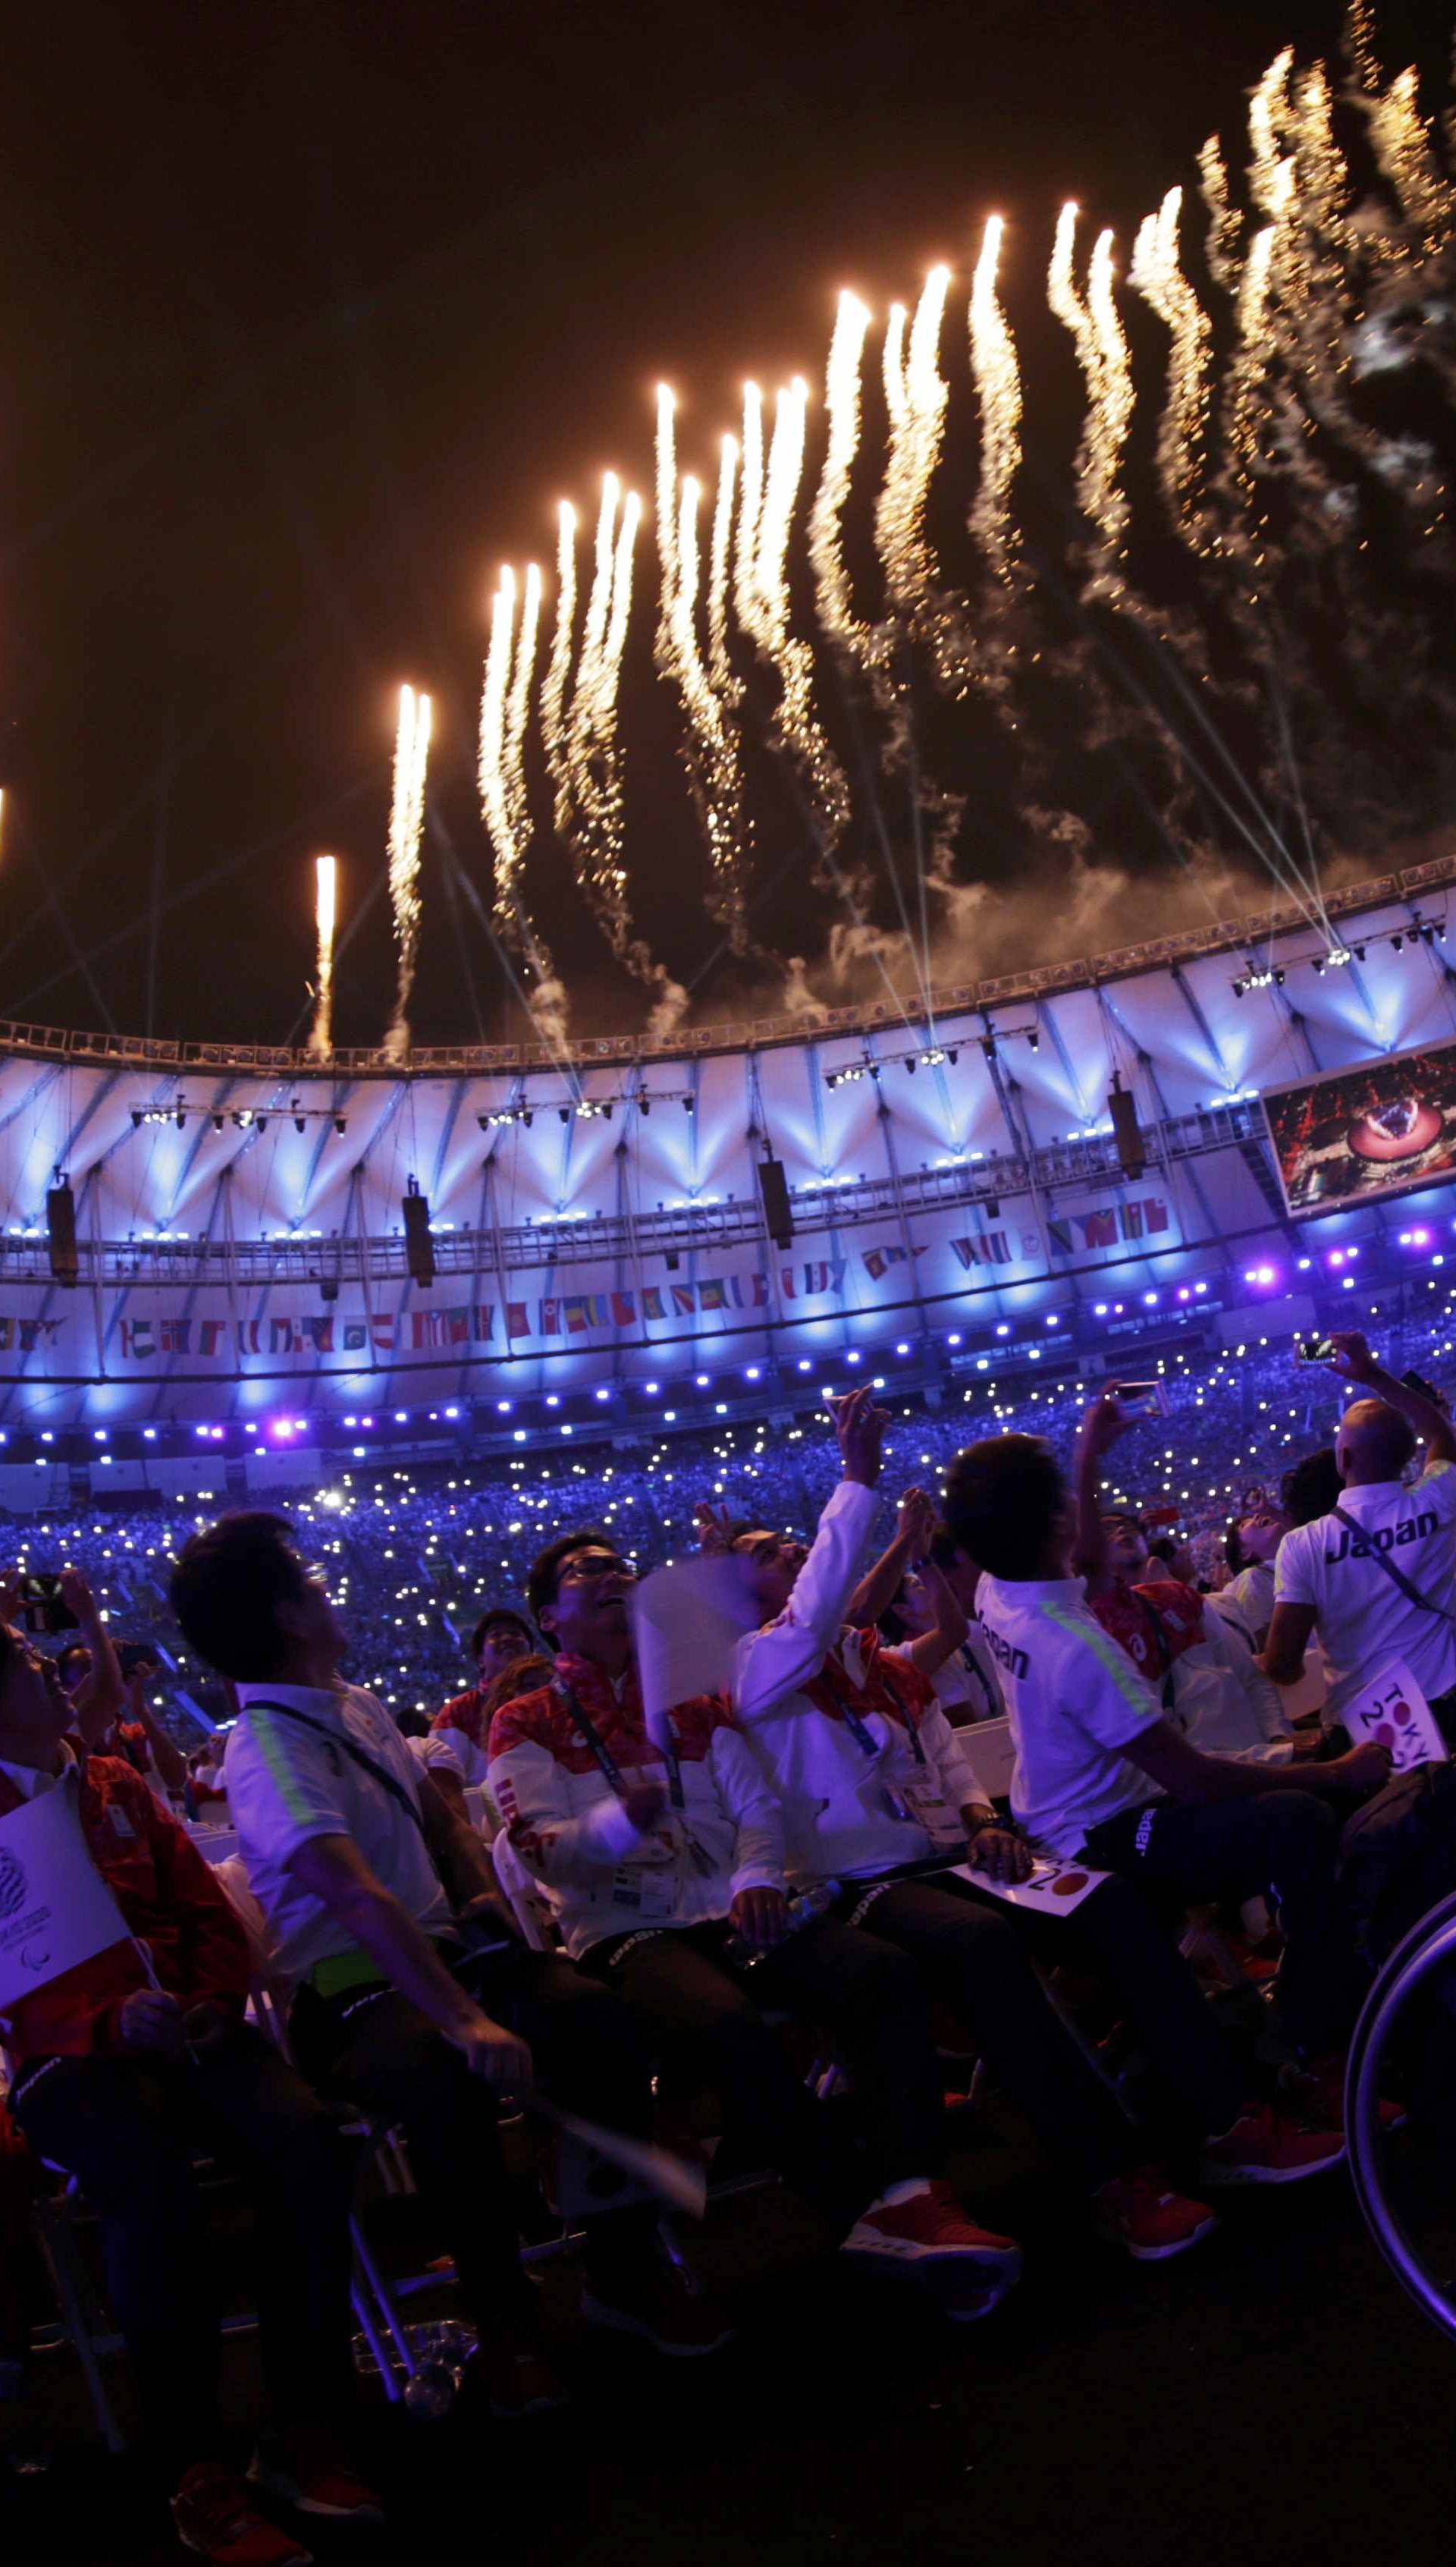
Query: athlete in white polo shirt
[
  {"left": 944, "top": 1429, "right": 1386, "bottom": 2175},
  {"left": 170, "top": 1510, "right": 721, "bottom": 2403},
  {"left": 1263, "top": 1334, "right": 1456, "bottom": 1737}
]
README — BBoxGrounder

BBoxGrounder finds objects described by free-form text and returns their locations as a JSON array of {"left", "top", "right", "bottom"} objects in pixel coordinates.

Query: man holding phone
[{"left": 1263, "top": 1334, "right": 1456, "bottom": 1739}]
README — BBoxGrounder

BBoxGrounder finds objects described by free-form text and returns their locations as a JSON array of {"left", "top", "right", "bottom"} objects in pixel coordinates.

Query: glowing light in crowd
[
  {"left": 309, "top": 854, "right": 337, "bottom": 1058},
  {"left": 1129, "top": 187, "right": 1211, "bottom": 542},
  {"left": 809, "top": 289, "right": 874, "bottom": 659},
  {"left": 966, "top": 217, "right": 1023, "bottom": 586},
  {"left": 384, "top": 684, "right": 431, "bottom": 1061}
]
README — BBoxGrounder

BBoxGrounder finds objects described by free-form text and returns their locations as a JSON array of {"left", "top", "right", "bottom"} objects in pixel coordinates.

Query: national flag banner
[
  {"left": 269, "top": 1319, "right": 300, "bottom": 1355},
  {"left": 641, "top": 1286, "right": 665, "bottom": 1321},
  {"left": 0, "top": 1781, "right": 132, "bottom": 2012},
  {"left": 370, "top": 1315, "right": 396, "bottom": 1352},
  {"left": 698, "top": 1277, "right": 727, "bottom": 1312},
  {"left": 198, "top": 1318, "right": 226, "bottom": 1356},
  {"left": 611, "top": 1290, "right": 637, "bottom": 1327},
  {"left": 412, "top": 1310, "right": 448, "bottom": 1350},
  {"left": 303, "top": 1316, "right": 334, "bottom": 1353},
  {"left": 344, "top": 1321, "right": 368, "bottom": 1353},
  {"left": 671, "top": 1284, "right": 695, "bottom": 1316},
  {"left": 564, "top": 1298, "right": 592, "bottom": 1333},
  {"left": 120, "top": 1319, "right": 156, "bottom": 1361},
  {"left": 159, "top": 1318, "right": 191, "bottom": 1355},
  {"left": 0, "top": 1317, "right": 12, "bottom": 1352},
  {"left": 585, "top": 1293, "right": 610, "bottom": 1326},
  {"left": 473, "top": 1304, "right": 495, "bottom": 1341},
  {"left": 506, "top": 1302, "right": 530, "bottom": 1338},
  {"left": 540, "top": 1299, "right": 561, "bottom": 1335}
]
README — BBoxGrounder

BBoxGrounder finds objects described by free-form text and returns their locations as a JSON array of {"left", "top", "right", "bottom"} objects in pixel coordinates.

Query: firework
[
  {"left": 809, "top": 288, "right": 874, "bottom": 661},
  {"left": 1197, "top": 137, "right": 1241, "bottom": 286},
  {"left": 875, "top": 265, "right": 952, "bottom": 627},
  {"left": 480, "top": 570, "right": 518, "bottom": 932},
  {"left": 307, "top": 853, "right": 337, "bottom": 1059},
  {"left": 1130, "top": 187, "right": 1213, "bottom": 542},
  {"left": 966, "top": 215, "right": 1024, "bottom": 586},
  {"left": 733, "top": 384, "right": 764, "bottom": 640},
  {"left": 708, "top": 433, "right": 739, "bottom": 695},
  {"left": 384, "top": 683, "right": 431, "bottom": 1060},
  {"left": 540, "top": 502, "right": 578, "bottom": 828},
  {"left": 1049, "top": 204, "right": 1134, "bottom": 593}
]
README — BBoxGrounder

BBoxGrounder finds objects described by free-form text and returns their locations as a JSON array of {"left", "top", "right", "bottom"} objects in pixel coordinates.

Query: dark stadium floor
[{"left": 10, "top": 2102, "right": 1456, "bottom": 2567}]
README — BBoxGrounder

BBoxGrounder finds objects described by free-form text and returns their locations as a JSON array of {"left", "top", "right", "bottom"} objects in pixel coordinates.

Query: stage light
[
  {"left": 1143, "top": 1290, "right": 1158, "bottom": 1305},
  {"left": 948, "top": 1333, "right": 962, "bottom": 1346},
  {"left": 995, "top": 1324, "right": 1009, "bottom": 1337},
  {"left": 212, "top": 1114, "right": 224, "bottom": 1133},
  {"left": 93, "top": 1428, "right": 106, "bottom": 1442},
  {"left": 256, "top": 1116, "right": 268, "bottom": 1133},
  {"left": 695, "top": 1373, "right": 710, "bottom": 1387},
  {"left": 645, "top": 1381, "right": 658, "bottom": 1393},
  {"left": 143, "top": 1428, "right": 156, "bottom": 1441},
  {"left": 797, "top": 1359, "right": 811, "bottom": 1371},
  {"left": 745, "top": 1366, "right": 761, "bottom": 1381},
  {"left": 175, "top": 1108, "right": 187, "bottom": 1129},
  {"left": 595, "top": 1387, "right": 610, "bottom": 1401},
  {"left": 682, "top": 1096, "right": 695, "bottom": 1114},
  {"left": 981, "top": 1036, "right": 996, "bottom": 1060},
  {"left": 1094, "top": 1302, "right": 1108, "bottom": 1316},
  {"left": 1326, "top": 947, "right": 1352, "bottom": 967},
  {"left": 558, "top": 1107, "right": 570, "bottom": 1124},
  {"left": 1232, "top": 979, "right": 1245, "bottom": 998},
  {"left": 1392, "top": 934, "right": 1404, "bottom": 952},
  {"left": 334, "top": 1117, "right": 347, "bottom": 1135},
  {"left": 293, "top": 1114, "right": 306, "bottom": 1134},
  {"left": 546, "top": 1395, "right": 560, "bottom": 1409},
  {"left": 497, "top": 1400, "right": 512, "bottom": 1413},
  {"left": 513, "top": 1428, "right": 526, "bottom": 1442},
  {"left": 402, "top": 1178, "right": 435, "bottom": 1287},
  {"left": 1193, "top": 1283, "right": 1207, "bottom": 1296},
  {"left": 131, "top": 1110, "right": 143, "bottom": 1128},
  {"left": 1027, "top": 1029, "right": 1040, "bottom": 1051}
]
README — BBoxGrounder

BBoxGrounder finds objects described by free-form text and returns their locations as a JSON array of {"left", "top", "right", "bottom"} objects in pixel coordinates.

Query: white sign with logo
[
  {"left": 1339, "top": 1659, "right": 1449, "bottom": 1774},
  {"left": 0, "top": 1782, "right": 131, "bottom": 2012},
  {"left": 951, "top": 1853, "right": 1111, "bottom": 1917}
]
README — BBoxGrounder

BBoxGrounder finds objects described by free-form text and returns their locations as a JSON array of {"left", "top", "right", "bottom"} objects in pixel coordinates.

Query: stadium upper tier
[{"left": 0, "top": 857, "right": 1452, "bottom": 1432}]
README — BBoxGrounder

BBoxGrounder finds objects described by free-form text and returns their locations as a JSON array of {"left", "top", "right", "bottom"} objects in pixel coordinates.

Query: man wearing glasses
[{"left": 489, "top": 1525, "right": 1025, "bottom": 2326}]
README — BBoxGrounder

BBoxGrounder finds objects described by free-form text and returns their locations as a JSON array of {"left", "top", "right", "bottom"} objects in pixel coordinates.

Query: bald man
[{"left": 1263, "top": 1333, "right": 1456, "bottom": 1740}]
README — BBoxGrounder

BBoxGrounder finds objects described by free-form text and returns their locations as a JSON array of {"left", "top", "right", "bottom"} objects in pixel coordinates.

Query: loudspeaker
[
  {"left": 401, "top": 1179, "right": 436, "bottom": 1288},
  {"left": 46, "top": 1181, "right": 79, "bottom": 1287},
  {"left": 1108, "top": 1078, "right": 1146, "bottom": 1180},
  {"left": 757, "top": 1157, "right": 793, "bottom": 1250}
]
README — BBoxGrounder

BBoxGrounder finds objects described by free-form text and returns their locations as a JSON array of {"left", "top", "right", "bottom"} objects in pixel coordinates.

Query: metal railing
[
  {"left": 0, "top": 1101, "right": 1263, "bottom": 1287},
  {"left": 0, "top": 860, "right": 1449, "bottom": 1079}
]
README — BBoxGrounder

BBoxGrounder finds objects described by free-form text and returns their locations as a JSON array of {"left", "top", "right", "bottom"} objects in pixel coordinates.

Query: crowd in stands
[
  {"left": 5, "top": 1318, "right": 1456, "bottom": 2559},
  {"left": 11, "top": 1318, "right": 1456, "bottom": 1736}
]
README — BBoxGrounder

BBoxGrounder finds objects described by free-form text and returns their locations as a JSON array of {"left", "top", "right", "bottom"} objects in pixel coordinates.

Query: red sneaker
[
  {"left": 171, "top": 2464, "right": 313, "bottom": 2567},
  {"left": 1094, "top": 2166, "right": 1218, "bottom": 2261},
  {"left": 1282, "top": 2057, "right": 1408, "bottom": 2137},
  {"left": 1199, "top": 2101, "right": 1345, "bottom": 2186},
  {"left": 247, "top": 2435, "right": 384, "bottom": 2521},
  {"left": 839, "top": 2179, "right": 1023, "bottom": 2284}
]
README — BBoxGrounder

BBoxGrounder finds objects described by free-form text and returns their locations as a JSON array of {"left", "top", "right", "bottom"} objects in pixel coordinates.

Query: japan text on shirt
[
  {"left": 224, "top": 1680, "right": 453, "bottom": 1981},
  {"left": 485, "top": 1653, "right": 783, "bottom": 1961},
  {"left": 1273, "top": 1460, "right": 1456, "bottom": 1727},
  {"left": 975, "top": 1575, "right": 1163, "bottom": 1860}
]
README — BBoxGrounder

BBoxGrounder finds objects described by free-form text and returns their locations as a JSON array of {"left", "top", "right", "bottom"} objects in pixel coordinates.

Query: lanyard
[
  {"left": 554, "top": 1679, "right": 686, "bottom": 1811},
  {"left": 819, "top": 1654, "right": 928, "bottom": 1767},
  {"left": 247, "top": 1698, "right": 430, "bottom": 1843}
]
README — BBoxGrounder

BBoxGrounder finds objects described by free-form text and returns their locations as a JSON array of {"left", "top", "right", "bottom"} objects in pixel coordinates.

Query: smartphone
[
  {"left": 116, "top": 1640, "right": 160, "bottom": 1681},
  {"left": 1298, "top": 1336, "right": 1336, "bottom": 1364},
  {"left": 17, "top": 1573, "right": 77, "bottom": 1636},
  {"left": 1401, "top": 1368, "right": 1444, "bottom": 1406},
  {"left": 1112, "top": 1380, "right": 1169, "bottom": 1419}
]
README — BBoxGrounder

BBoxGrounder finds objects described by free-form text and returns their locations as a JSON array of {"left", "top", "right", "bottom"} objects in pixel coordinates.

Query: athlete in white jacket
[{"left": 726, "top": 1388, "right": 1221, "bottom": 2265}]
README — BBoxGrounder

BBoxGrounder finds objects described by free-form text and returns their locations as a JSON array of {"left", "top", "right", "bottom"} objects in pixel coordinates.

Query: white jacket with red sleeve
[
  {"left": 485, "top": 1651, "right": 784, "bottom": 1959},
  {"left": 733, "top": 1480, "right": 977, "bottom": 1887}
]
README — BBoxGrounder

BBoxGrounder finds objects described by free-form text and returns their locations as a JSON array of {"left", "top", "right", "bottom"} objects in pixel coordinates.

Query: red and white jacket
[
  {"left": 487, "top": 1652, "right": 784, "bottom": 1959},
  {"left": 0, "top": 1746, "right": 250, "bottom": 2070},
  {"left": 733, "top": 1480, "right": 977, "bottom": 1886}
]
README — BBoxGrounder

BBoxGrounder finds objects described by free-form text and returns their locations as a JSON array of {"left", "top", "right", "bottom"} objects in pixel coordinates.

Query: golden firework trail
[
  {"left": 874, "top": 265, "right": 952, "bottom": 627},
  {"left": 540, "top": 502, "right": 578, "bottom": 829},
  {"left": 650, "top": 386, "right": 751, "bottom": 941},
  {"left": 1222, "top": 220, "right": 1279, "bottom": 526},
  {"left": 1048, "top": 204, "right": 1134, "bottom": 592},
  {"left": 1196, "top": 137, "right": 1241, "bottom": 286},
  {"left": 503, "top": 561, "right": 542, "bottom": 870},
  {"left": 1130, "top": 187, "right": 1213, "bottom": 542},
  {"left": 809, "top": 288, "right": 874, "bottom": 661},
  {"left": 1367, "top": 64, "right": 1454, "bottom": 257},
  {"left": 733, "top": 384, "right": 764, "bottom": 641},
  {"left": 308, "top": 853, "right": 337, "bottom": 1059},
  {"left": 480, "top": 570, "right": 518, "bottom": 933},
  {"left": 750, "top": 379, "right": 852, "bottom": 865},
  {"left": 708, "top": 433, "right": 739, "bottom": 696},
  {"left": 384, "top": 683, "right": 431, "bottom": 1060},
  {"left": 966, "top": 215, "right": 1024, "bottom": 586}
]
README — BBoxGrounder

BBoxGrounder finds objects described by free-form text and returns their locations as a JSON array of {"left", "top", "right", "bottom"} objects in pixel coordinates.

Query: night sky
[{"left": 0, "top": 0, "right": 1447, "bottom": 1051}]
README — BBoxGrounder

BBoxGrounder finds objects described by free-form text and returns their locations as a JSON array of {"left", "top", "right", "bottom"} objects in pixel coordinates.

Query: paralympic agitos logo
[{"left": 0, "top": 1847, "right": 27, "bottom": 1921}]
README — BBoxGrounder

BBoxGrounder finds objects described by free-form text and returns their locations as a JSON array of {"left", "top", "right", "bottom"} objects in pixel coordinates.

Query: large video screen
[{"left": 1263, "top": 1039, "right": 1456, "bottom": 1218}]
